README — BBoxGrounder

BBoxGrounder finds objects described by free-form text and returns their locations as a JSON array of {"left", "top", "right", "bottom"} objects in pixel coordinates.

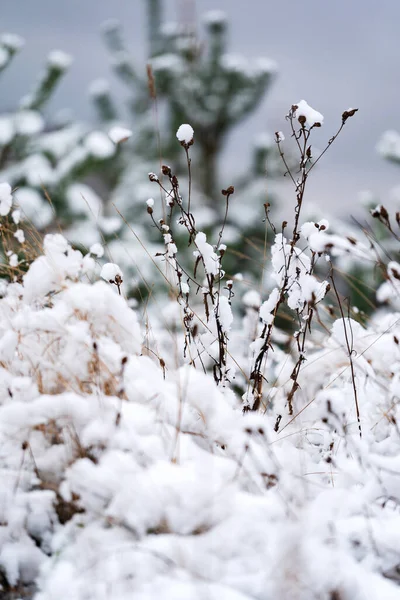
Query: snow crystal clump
[
  {"left": 377, "top": 130, "right": 400, "bottom": 161},
  {"left": 14, "top": 110, "right": 44, "bottom": 136},
  {"left": 88, "top": 78, "right": 110, "bottom": 96},
  {"left": 14, "top": 187, "right": 53, "bottom": 228},
  {"left": 194, "top": 231, "right": 219, "bottom": 275},
  {"left": 1, "top": 224, "right": 400, "bottom": 598},
  {"left": 109, "top": 126, "right": 132, "bottom": 144},
  {"left": 218, "top": 296, "right": 233, "bottom": 333},
  {"left": 203, "top": 9, "right": 227, "bottom": 26},
  {"left": 100, "top": 263, "right": 123, "bottom": 284},
  {"left": 23, "top": 234, "right": 95, "bottom": 303},
  {"left": 66, "top": 183, "right": 103, "bottom": 218},
  {"left": 1, "top": 32, "right": 25, "bottom": 50},
  {"left": 14, "top": 229, "right": 25, "bottom": 244},
  {"left": 84, "top": 131, "right": 115, "bottom": 159},
  {"left": 0, "top": 46, "right": 8, "bottom": 68},
  {"left": 176, "top": 123, "right": 194, "bottom": 145},
  {"left": 12, "top": 209, "right": 20, "bottom": 224},
  {"left": 0, "top": 182, "right": 12, "bottom": 216},
  {"left": 47, "top": 50, "right": 73, "bottom": 69},
  {"left": 0, "top": 115, "right": 14, "bottom": 145},
  {"left": 243, "top": 289, "right": 261, "bottom": 309},
  {"left": 89, "top": 243, "right": 104, "bottom": 258},
  {"left": 259, "top": 287, "right": 279, "bottom": 325},
  {"left": 254, "top": 57, "right": 278, "bottom": 75},
  {"left": 293, "top": 100, "right": 324, "bottom": 127}
]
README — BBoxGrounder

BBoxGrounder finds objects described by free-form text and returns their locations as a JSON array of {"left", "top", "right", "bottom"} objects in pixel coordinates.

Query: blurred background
[
  {"left": 1, "top": 0, "right": 400, "bottom": 301},
  {"left": 2, "top": 0, "right": 400, "bottom": 212}
]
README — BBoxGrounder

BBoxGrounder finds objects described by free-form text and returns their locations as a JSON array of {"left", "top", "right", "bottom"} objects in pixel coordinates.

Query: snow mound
[{"left": 0, "top": 232, "right": 399, "bottom": 599}]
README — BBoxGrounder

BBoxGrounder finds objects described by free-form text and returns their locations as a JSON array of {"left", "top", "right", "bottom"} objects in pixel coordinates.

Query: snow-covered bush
[
  {"left": 0, "top": 1, "right": 286, "bottom": 295},
  {"left": 2, "top": 128, "right": 400, "bottom": 598},
  {"left": 0, "top": 33, "right": 125, "bottom": 256},
  {"left": 3, "top": 49, "right": 400, "bottom": 597}
]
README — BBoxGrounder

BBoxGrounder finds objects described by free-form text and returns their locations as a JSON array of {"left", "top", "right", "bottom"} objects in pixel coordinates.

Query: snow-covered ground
[{"left": 1, "top": 179, "right": 400, "bottom": 599}]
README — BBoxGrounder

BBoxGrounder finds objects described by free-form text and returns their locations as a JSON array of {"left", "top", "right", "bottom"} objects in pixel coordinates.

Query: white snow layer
[
  {"left": 47, "top": 50, "right": 73, "bottom": 69},
  {"left": 0, "top": 181, "right": 13, "bottom": 216},
  {"left": 109, "top": 126, "right": 133, "bottom": 144},
  {"left": 176, "top": 123, "right": 194, "bottom": 144},
  {"left": 293, "top": 100, "right": 324, "bottom": 127},
  {"left": 0, "top": 217, "right": 400, "bottom": 598},
  {"left": 100, "top": 262, "right": 123, "bottom": 283}
]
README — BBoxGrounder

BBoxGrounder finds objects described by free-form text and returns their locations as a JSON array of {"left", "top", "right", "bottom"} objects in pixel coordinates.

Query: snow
[
  {"left": 377, "top": 130, "right": 400, "bottom": 161},
  {"left": 254, "top": 57, "right": 278, "bottom": 75},
  {"left": 176, "top": 124, "right": 194, "bottom": 145},
  {"left": 14, "top": 110, "right": 44, "bottom": 136},
  {"left": 259, "top": 287, "right": 279, "bottom": 325},
  {"left": 194, "top": 231, "right": 219, "bottom": 276},
  {"left": 47, "top": 50, "right": 73, "bottom": 69},
  {"left": 221, "top": 53, "right": 248, "bottom": 73},
  {"left": 0, "top": 223, "right": 399, "bottom": 598},
  {"left": 180, "top": 282, "right": 189, "bottom": 295},
  {"left": 293, "top": 100, "right": 324, "bottom": 127},
  {"left": 14, "top": 187, "right": 53, "bottom": 228},
  {"left": 8, "top": 252, "right": 18, "bottom": 267},
  {"left": 88, "top": 78, "right": 110, "bottom": 97},
  {"left": 0, "top": 115, "right": 14, "bottom": 144},
  {"left": 12, "top": 209, "right": 21, "bottom": 224},
  {"left": 0, "top": 86, "right": 399, "bottom": 599},
  {"left": 98, "top": 216, "right": 122, "bottom": 235},
  {"left": 0, "top": 46, "right": 8, "bottom": 68},
  {"left": 203, "top": 10, "right": 227, "bottom": 26},
  {"left": 66, "top": 183, "right": 103, "bottom": 218},
  {"left": 109, "top": 126, "right": 133, "bottom": 144},
  {"left": 218, "top": 295, "right": 233, "bottom": 333},
  {"left": 149, "top": 53, "right": 182, "bottom": 74},
  {"left": 242, "top": 290, "right": 261, "bottom": 309},
  {"left": 0, "top": 32, "right": 25, "bottom": 50},
  {"left": 84, "top": 131, "right": 115, "bottom": 159},
  {"left": 36, "top": 124, "right": 85, "bottom": 159},
  {"left": 14, "top": 228, "right": 25, "bottom": 244},
  {"left": 100, "top": 262, "right": 123, "bottom": 284},
  {"left": 90, "top": 243, "right": 104, "bottom": 258},
  {"left": 0, "top": 181, "right": 12, "bottom": 216}
]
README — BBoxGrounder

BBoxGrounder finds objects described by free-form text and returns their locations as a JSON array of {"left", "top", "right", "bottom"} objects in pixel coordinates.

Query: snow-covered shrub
[
  {"left": 0, "top": 1, "right": 286, "bottom": 295},
  {"left": 2, "top": 141, "right": 400, "bottom": 599},
  {"left": 0, "top": 33, "right": 125, "bottom": 256},
  {"left": 91, "top": 0, "right": 285, "bottom": 287}
]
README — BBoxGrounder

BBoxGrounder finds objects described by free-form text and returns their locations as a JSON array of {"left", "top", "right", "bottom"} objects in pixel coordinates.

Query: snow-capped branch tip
[
  {"left": 203, "top": 10, "right": 227, "bottom": 32},
  {"left": 148, "top": 172, "right": 159, "bottom": 183},
  {"left": 146, "top": 198, "right": 155, "bottom": 215},
  {"left": 108, "top": 126, "right": 133, "bottom": 144},
  {"left": 275, "top": 131, "right": 285, "bottom": 143},
  {"left": 100, "top": 263, "right": 123, "bottom": 294},
  {"left": 176, "top": 124, "right": 194, "bottom": 149},
  {"left": 0, "top": 33, "right": 25, "bottom": 51},
  {"left": 47, "top": 50, "right": 73, "bottom": 70},
  {"left": 342, "top": 107, "right": 358, "bottom": 124},
  {"left": 291, "top": 100, "right": 324, "bottom": 128}
]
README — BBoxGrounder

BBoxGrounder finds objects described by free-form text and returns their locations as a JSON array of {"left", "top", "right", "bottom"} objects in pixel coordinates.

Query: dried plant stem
[{"left": 329, "top": 265, "right": 362, "bottom": 438}]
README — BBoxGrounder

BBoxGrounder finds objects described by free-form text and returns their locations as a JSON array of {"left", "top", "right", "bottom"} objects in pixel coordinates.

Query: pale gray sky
[{"left": 2, "top": 0, "right": 400, "bottom": 215}]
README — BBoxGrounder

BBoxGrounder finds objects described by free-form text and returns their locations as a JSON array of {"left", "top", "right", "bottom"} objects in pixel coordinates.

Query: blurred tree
[
  {"left": 98, "top": 0, "right": 277, "bottom": 203},
  {"left": 0, "top": 1, "right": 283, "bottom": 292},
  {"left": 0, "top": 34, "right": 119, "bottom": 247}
]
